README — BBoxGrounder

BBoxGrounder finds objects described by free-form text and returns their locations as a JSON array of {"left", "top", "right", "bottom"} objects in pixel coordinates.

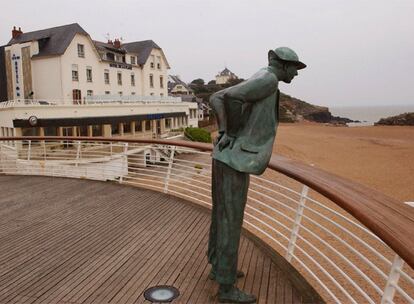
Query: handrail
[{"left": 1, "top": 136, "right": 413, "bottom": 271}]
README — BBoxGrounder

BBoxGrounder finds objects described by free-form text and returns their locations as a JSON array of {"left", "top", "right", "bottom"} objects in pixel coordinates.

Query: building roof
[
  {"left": 8, "top": 23, "right": 88, "bottom": 58},
  {"left": 7, "top": 23, "right": 168, "bottom": 67},
  {"left": 122, "top": 40, "right": 162, "bottom": 65},
  {"left": 217, "top": 67, "right": 236, "bottom": 77},
  {"left": 93, "top": 40, "right": 126, "bottom": 54},
  {"left": 168, "top": 75, "right": 192, "bottom": 92}
]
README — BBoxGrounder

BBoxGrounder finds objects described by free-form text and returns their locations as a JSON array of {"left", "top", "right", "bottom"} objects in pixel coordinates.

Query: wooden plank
[
  {"left": 0, "top": 187, "right": 155, "bottom": 302},
  {"left": 107, "top": 211, "right": 205, "bottom": 304},
  {"left": 0, "top": 176, "right": 323, "bottom": 304},
  {"left": 32, "top": 194, "right": 183, "bottom": 303},
  {"left": 258, "top": 257, "right": 271, "bottom": 304}
]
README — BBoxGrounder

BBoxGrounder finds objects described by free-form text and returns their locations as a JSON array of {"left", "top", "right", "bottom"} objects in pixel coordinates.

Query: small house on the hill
[
  {"left": 168, "top": 75, "right": 193, "bottom": 95},
  {"left": 215, "top": 67, "right": 237, "bottom": 84}
]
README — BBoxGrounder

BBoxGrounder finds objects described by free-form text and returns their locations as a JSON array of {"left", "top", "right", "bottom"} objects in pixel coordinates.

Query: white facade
[
  {"left": 5, "top": 33, "right": 169, "bottom": 101},
  {"left": 0, "top": 24, "right": 201, "bottom": 140}
]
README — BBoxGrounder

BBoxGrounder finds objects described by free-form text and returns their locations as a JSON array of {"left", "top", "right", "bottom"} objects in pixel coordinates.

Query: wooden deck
[{"left": 0, "top": 176, "right": 322, "bottom": 304}]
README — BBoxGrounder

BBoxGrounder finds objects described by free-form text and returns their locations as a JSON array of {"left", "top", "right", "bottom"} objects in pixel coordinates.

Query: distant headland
[{"left": 375, "top": 112, "right": 414, "bottom": 126}]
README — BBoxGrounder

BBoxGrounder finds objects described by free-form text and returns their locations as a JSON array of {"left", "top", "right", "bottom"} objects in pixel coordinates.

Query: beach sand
[{"left": 273, "top": 123, "right": 414, "bottom": 202}]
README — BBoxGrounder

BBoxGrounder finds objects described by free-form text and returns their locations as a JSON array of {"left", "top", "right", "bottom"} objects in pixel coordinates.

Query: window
[
  {"left": 131, "top": 92, "right": 136, "bottom": 95},
  {"left": 104, "top": 69, "right": 110, "bottom": 84},
  {"left": 106, "top": 52, "right": 114, "bottom": 61},
  {"left": 77, "top": 44, "right": 85, "bottom": 57},
  {"left": 160, "top": 93, "right": 164, "bottom": 97},
  {"left": 131, "top": 73, "right": 135, "bottom": 86},
  {"left": 111, "top": 122, "right": 119, "bottom": 135},
  {"left": 160, "top": 76, "right": 164, "bottom": 88},
  {"left": 157, "top": 56, "right": 161, "bottom": 69},
  {"left": 165, "top": 119, "right": 171, "bottom": 129},
  {"left": 150, "top": 55, "right": 155, "bottom": 68},
  {"left": 123, "top": 122, "right": 131, "bottom": 134},
  {"left": 149, "top": 74, "right": 154, "bottom": 88},
  {"left": 117, "top": 72, "right": 122, "bottom": 85},
  {"left": 72, "top": 64, "right": 78, "bottom": 81},
  {"left": 44, "top": 127, "right": 57, "bottom": 136},
  {"left": 105, "top": 91, "right": 111, "bottom": 95},
  {"left": 131, "top": 56, "right": 136, "bottom": 65},
  {"left": 115, "top": 55, "right": 121, "bottom": 62},
  {"left": 118, "top": 91, "right": 123, "bottom": 96},
  {"left": 135, "top": 121, "right": 142, "bottom": 132},
  {"left": 78, "top": 125, "right": 88, "bottom": 137},
  {"left": 86, "top": 67, "right": 92, "bottom": 82},
  {"left": 145, "top": 120, "right": 151, "bottom": 131},
  {"left": 92, "top": 125, "right": 102, "bottom": 137},
  {"left": 87, "top": 90, "right": 93, "bottom": 96}
]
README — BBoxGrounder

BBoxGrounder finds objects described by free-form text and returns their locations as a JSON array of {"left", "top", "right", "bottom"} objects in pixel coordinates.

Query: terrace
[{"left": 0, "top": 137, "right": 413, "bottom": 303}]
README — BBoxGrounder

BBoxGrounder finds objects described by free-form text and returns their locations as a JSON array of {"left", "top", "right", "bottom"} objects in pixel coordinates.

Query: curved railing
[{"left": 0, "top": 137, "right": 413, "bottom": 303}]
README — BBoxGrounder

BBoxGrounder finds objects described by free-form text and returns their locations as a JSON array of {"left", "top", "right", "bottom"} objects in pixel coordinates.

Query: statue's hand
[
  {"left": 214, "top": 131, "right": 224, "bottom": 146},
  {"left": 217, "top": 133, "right": 236, "bottom": 151}
]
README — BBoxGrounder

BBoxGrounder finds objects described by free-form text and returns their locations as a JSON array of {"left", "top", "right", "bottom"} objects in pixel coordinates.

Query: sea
[{"left": 330, "top": 105, "right": 414, "bottom": 127}]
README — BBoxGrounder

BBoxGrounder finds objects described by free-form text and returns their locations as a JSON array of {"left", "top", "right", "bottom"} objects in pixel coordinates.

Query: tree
[
  {"left": 208, "top": 80, "right": 216, "bottom": 85},
  {"left": 191, "top": 78, "right": 205, "bottom": 85}
]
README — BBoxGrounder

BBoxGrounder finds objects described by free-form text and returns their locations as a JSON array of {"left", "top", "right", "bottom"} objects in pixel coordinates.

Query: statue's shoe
[
  {"left": 208, "top": 270, "right": 245, "bottom": 280},
  {"left": 218, "top": 287, "right": 256, "bottom": 303}
]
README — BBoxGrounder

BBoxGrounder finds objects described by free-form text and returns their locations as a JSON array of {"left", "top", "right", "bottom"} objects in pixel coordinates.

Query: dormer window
[
  {"left": 106, "top": 52, "right": 114, "bottom": 61},
  {"left": 77, "top": 44, "right": 85, "bottom": 58},
  {"left": 157, "top": 56, "right": 161, "bottom": 69},
  {"left": 131, "top": 56, "right": 136, "bottom": 65}
]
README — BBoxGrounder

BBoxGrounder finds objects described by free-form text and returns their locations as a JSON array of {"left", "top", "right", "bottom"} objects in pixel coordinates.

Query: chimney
[
  {"left": 12, "top": 26, "right": 23, "bottom": 39},
  {"left": 114, "top": 38, "right": 121, "bottom": 49},
  {"left": 107, "top": 39, "right": 113, "bottom": 45}
]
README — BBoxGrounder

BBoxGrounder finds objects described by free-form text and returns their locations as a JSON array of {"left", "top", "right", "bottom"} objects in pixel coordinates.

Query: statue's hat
[{"left": 269, "top": 47, "right": 306, "bottom": 70}]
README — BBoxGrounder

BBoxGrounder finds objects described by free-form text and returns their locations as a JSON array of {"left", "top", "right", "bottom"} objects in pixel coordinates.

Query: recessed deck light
[{"left": 143, "top": 285, "right": 179, "bottom": 303}]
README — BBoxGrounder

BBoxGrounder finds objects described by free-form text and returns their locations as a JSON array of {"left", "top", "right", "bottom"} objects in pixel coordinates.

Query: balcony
[{"left": 0, "top": 137, "right": 413, "bottom": 303}]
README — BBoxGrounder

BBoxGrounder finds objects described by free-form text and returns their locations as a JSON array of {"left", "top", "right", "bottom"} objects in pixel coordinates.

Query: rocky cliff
[
  {"left": 279, "top": 93, "right": 354, "bottom": 124},
  {"left": 374, "top": 112, "right": 414, "bottom": 126}
]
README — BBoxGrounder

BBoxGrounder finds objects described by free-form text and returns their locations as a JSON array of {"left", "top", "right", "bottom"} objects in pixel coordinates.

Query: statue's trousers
[{"left": 208, "top": 159, "right": 250, "bottom": 285}]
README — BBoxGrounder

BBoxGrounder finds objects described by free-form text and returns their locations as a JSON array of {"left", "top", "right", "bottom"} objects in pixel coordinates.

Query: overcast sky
[{"left": 1, "top": 0, "right": 413, "bottom": 107}]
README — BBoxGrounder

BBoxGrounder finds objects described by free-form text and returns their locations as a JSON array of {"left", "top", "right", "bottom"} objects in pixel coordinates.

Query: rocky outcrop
[
  {"left": 374, "top": 112, "right": 414, "bottom": 126},
  {"left": 279, "top": 93, "right": 356, "bottom": 124}
]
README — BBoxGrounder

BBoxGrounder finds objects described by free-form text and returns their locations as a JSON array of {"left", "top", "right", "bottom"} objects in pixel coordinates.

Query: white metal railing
[
  {"left": 0, "top": 96, "right": 184, "bottom": 108},
  {"left": 0, "top": 138, "right": 413, "bottom": 304}
]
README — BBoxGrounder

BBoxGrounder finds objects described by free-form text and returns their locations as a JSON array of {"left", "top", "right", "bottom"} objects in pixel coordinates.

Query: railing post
[
  {"left": 286, "top": 185, "right": 309, "bottom": 263},
  {"left": 27, "top": 140, "right": 31, "bottom": 161},
  {"left": 0, "top": 144, "right": 3, "bottom": 172},
  {"left": 75, "top": 141, "right": 81, "bottom": 167},
  {"left": 381, "top": 254, "right": 404, "bottom": 304},
  {"left": 119, "top": 142, "right": 128, "bottom": 184},
  {"left": 164, "top": 146, "right": 176, "bottom": 193},
  {"left": 43, "top": 141, "right": 47, "bottom": 161}
]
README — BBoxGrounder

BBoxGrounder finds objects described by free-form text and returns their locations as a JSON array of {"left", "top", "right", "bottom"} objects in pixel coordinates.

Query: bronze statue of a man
[{"left": 208, "top": 47, "right": 306, "bottom": 303}]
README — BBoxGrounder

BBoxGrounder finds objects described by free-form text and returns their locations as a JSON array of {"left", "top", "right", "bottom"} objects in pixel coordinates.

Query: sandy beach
[{"left": 273, "top": 123, "right": 414, "bottom": 203}]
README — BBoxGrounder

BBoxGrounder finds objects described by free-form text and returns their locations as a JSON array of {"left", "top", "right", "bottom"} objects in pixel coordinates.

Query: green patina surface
[{"left": 208, "top": 47, "right": 306, "bottom": 303}]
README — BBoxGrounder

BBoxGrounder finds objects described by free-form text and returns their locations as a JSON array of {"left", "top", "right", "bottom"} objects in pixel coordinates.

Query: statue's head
[{"left": 268, "top": 47, "right": 306, "bottom": 83}]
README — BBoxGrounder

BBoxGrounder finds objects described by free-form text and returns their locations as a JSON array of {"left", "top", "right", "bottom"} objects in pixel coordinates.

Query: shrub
[{"left": 184, "top": 127, "right": 212, "bottom": 143}]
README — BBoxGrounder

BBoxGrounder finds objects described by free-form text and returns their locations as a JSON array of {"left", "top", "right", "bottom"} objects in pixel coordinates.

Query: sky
[{"left": 1, "top": 0, "right": 413, "bottom": 107}]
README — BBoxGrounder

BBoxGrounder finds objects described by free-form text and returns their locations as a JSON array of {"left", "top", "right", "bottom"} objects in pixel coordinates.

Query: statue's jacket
[{"left": 211, "top": 67, "right": 280, "bottom": 175}]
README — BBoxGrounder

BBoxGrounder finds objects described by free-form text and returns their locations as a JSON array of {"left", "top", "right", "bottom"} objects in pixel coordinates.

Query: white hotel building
[{"left": 0, "top": 23, "right": 198, "bottom": 139}]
